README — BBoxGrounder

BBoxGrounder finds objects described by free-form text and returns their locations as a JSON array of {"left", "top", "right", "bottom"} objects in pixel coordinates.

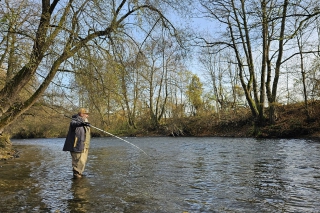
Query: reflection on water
[
  {"left": 68, "top": 178, "right": 90, "bottom": 213},
  {"left": 1, "top": 137, "right": 320, "bottom": 212}
]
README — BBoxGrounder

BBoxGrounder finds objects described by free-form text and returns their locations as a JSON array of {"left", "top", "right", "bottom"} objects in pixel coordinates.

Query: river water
[{"left": 1, "top": 137, "right": 320, "bottom": 213}]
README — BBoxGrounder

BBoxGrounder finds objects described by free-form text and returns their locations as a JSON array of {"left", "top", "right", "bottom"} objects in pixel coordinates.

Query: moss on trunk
[{"left": 0, "top": 134, "right": 16, "bottom": 160}]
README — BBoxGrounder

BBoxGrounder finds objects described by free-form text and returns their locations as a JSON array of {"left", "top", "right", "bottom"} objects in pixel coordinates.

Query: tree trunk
[{"left": 268, "top": 0, "right": 288, "bottom": 124}]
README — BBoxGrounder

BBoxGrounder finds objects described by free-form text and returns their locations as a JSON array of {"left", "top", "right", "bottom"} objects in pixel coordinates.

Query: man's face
[{"left": 80, "top": 113, "right": 89, "bottom": 119}]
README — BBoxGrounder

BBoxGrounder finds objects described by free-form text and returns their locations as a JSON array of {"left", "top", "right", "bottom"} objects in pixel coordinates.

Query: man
[{"left": 63, "top": 108, "right": 91, "bottom": 179}]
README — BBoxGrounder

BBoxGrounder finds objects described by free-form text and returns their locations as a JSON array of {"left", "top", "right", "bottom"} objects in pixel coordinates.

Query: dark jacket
[{"left": 63, "top": 114, "right": 88, "bottom": 152}]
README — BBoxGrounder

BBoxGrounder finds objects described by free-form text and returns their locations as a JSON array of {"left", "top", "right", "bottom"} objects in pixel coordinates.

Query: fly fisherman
[{"left": 63, "top": 108, "right": 91, "bottom": 179}]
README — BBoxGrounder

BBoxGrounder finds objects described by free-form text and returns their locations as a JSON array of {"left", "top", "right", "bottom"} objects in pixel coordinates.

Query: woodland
[{"left": 1, "top": 0, "right": 320, "bottom": 159}]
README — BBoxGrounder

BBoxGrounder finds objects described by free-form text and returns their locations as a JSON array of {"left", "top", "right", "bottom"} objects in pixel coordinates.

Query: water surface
[{"left": 1, "top": 137, "right": 320, "bottom": 212}]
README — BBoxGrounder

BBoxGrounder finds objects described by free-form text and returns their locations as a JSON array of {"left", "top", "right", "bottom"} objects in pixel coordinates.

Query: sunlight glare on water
[{"left": 1, "top": 137, "right": 320, "bottom": 212}]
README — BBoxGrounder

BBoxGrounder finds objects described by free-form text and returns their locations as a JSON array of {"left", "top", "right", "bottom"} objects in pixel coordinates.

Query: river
[{"left": 0, "top": 137, "right": 320, "bottom": 212}]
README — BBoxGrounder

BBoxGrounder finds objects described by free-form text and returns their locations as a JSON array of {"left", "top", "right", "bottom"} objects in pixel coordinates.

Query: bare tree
[{"left": 198, "top": 0, "right": 320, "bottom": 127}]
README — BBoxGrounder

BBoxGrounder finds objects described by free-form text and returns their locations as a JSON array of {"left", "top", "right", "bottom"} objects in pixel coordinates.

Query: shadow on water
[{"left": 1, "top": 137, "right": 320, "bottom": 212}]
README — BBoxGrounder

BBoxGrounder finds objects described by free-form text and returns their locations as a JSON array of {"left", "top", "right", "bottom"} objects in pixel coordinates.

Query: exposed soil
[{"left": 149, "top": 101, "right": 320, "bottom": 139}]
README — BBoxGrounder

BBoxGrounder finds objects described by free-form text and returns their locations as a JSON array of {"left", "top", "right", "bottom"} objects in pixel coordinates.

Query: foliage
[
  {"left": 2, "top": 98, "right": 320, "bottom": 140},
  {"left": 186, "top": 74, "right": 203, "bottom": 116},
  {"left": 0, "top": 0, "right": 180, "bottom": 133},
  {"left": 6, "top": 104, "right": 69, "bottom": 138}
]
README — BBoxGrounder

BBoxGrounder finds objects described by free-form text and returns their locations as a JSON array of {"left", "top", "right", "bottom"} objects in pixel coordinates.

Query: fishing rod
[{"left": 64, "top": 115, "right": 149, "bottom": 157}]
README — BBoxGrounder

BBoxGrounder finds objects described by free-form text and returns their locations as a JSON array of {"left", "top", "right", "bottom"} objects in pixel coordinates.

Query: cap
[{"left": 78, "top": 108, "right": 90, "bottom": 114}]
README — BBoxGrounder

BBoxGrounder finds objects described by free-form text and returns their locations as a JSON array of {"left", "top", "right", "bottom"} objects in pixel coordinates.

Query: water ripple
[{"left": 1, "top": 137, "right": 320, "bottom": 212}]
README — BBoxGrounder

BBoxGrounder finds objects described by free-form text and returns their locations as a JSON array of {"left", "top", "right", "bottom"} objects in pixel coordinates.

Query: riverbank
[
  {"left": 2, "top": 101, "right": 320, "bottom": 160},
  {"left": 174, "top": 101, "right": 320, "bottom": 139},
  {"left": 138, "top": 102, "right": 320, "bottom": 139}
]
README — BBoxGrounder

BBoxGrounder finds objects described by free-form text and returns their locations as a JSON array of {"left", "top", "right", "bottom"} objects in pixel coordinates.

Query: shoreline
[{"left": 2, "top": 133, "right": 320, "bottom": 160}]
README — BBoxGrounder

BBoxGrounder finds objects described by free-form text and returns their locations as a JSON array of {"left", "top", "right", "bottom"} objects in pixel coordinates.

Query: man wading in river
[{"left": 63, "top": 108, "right": 91, "bottom": 179}]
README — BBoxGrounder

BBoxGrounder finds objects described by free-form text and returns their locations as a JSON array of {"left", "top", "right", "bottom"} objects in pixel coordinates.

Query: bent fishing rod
[{"left": 64, "top": 115, "right": 149, "bottom": 157}]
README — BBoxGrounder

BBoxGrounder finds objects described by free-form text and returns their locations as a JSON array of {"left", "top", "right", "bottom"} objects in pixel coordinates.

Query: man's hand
[{"left": 83, "top": 122, "right": 91, "bottom": 126}]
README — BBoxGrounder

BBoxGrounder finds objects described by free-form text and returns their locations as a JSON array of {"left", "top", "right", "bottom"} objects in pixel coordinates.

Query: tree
[
  {"left": 186, "top": 74, "right": 203, "bottom": 116},
  {"left": 198, "top": 0, "right": 320, "bottom": 126},
  {"left": 0, "top": 0, "right": 177, "bottom": 134},
  {"left": 199, "top": 47, "right": 245, "bottom": 118}
]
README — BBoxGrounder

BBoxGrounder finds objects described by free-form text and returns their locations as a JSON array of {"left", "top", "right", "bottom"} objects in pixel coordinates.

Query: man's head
[{"left": 78, "top": 108, "right": 89, "bottom": 118}]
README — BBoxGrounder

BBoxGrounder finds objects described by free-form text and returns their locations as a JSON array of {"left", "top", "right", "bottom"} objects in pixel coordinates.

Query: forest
[{"left": 1, "top": 0, "right": 320, "bottom": 146}]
